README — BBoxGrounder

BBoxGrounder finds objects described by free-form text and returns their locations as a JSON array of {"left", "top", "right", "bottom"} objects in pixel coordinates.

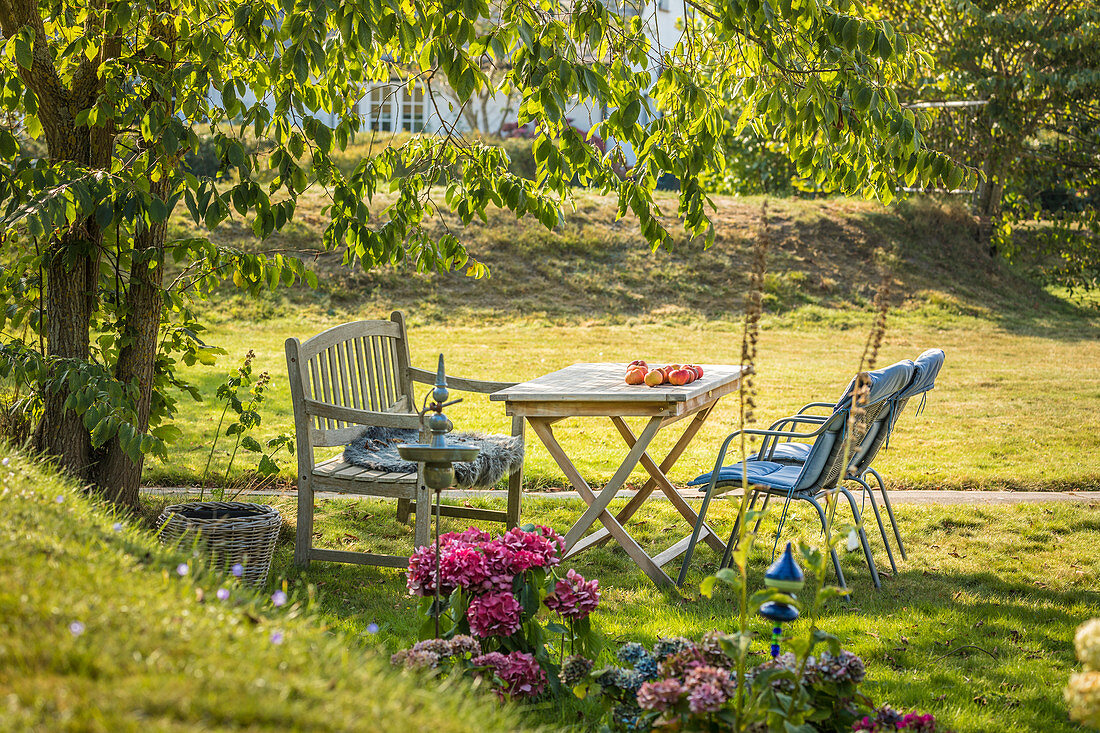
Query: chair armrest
[
  {"left": 302, "top": 399, "right": 422, "bottom": 429},
  {"left": 408, "top": 366, "right": 517, "bottom": 394},
  {"left": 796, "top": 401, "right": 836, "bottom": 415}
]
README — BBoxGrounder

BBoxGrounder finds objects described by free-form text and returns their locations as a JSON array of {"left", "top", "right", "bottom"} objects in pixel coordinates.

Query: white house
[{"left": 354, "top": 0, "right": 688, "bottom": 163}]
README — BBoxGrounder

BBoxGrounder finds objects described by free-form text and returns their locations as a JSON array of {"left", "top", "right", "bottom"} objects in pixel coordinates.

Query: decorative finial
[{"left": 758, "top": 542, "right": 803, "bottom": 658}]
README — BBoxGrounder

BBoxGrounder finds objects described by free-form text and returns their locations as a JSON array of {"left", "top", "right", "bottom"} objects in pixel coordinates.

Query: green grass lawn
[
  {"left": 245, "top": 490, "right": 1099, "bottom": 732},
  {"left": 145, "top": 314, "right": 1100, "bottom": 493},
  {"left": 0, "top": 448, "right": 523, "bottom": 732}
]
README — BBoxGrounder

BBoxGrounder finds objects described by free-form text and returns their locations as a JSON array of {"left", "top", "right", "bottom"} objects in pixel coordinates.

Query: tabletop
[{"left": 490, "top": 362, "right": 746, "bottom": 417}]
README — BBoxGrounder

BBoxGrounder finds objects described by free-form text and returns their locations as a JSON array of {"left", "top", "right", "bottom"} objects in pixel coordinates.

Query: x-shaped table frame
[{"left": 491, "top": 363, "right": 745, "bottom": 588}]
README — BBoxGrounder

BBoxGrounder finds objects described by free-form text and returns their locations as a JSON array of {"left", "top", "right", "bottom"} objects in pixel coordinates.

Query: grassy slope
[
  {"left": 0, "top": 447, "right": 523, "bottom": 732},
  {"left": 249, "top": 491, "right": 1100, "bottom": 732},
  {"left": 149, "top": 193, "right": 1100, "bottom": 491}
]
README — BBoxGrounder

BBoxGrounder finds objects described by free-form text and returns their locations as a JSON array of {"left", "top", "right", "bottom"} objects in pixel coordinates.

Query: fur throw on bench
[{"left": 343, "top": 426, "right": 524, "bottom": 489}]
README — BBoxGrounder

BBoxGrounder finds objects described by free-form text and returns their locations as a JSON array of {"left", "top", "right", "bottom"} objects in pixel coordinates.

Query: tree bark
[
  {"left": 94, "top": 2, "right": 175, "bottom": 506},
  {"left": 94, "top": 188, "right": 167, "bottom": 506}
]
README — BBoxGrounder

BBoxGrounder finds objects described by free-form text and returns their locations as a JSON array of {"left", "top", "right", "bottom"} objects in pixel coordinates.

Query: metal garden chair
[
  {"left": 747, "top": 349, "right": 945, "bottom": 573},
  {"left": 675, "top": 361, "right": 915, "bottom": 589}
]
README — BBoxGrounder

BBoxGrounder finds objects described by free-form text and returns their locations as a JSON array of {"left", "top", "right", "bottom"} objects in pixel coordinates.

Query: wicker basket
[{"left": 156, "top": 501, "right": 281, "bottom": 586}]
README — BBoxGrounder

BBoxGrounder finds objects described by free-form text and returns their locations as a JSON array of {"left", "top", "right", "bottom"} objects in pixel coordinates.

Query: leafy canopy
[{"left": 0, "top": 0, "right": 957, "bottom": 466}]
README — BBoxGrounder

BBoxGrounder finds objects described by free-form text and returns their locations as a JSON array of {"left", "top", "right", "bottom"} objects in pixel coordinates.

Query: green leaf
[
  {"left": 241, "top": 435, "right": 262, "bottom": 452},
  {"left": 14, "top": 31, "right": 32, "bottom": 70}
]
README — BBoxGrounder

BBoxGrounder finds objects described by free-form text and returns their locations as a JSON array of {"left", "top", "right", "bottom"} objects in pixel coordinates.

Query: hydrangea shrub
[
  {"left": 580, "top": 634, "right": 952, "bottom": 732},
  {"left": 1067, "top": 618, "right": 1100, "bottom": 728},
  {"left": 392, "top": 524, "right": 600, "bottom": 701}
]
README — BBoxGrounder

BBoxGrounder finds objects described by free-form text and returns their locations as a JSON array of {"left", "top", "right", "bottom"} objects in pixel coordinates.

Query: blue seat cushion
[
  {"left": 750, "top": 442, "right": 813, "bottom": 463},
  {"left": 689, "top": 460, "right": 803, "bottom": 491}
]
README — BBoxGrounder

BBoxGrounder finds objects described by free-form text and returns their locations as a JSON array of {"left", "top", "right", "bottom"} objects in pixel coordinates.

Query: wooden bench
[{"left": 285, "top": 312, "right": 524, "bottom": 569}]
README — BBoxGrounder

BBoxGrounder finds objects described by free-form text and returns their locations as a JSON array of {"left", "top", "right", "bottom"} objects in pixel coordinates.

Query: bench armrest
[
  {"left": 408, "top": 366, "right": 517, "bottom": 394},
  {"left": 302, "top": 398, "right": 422, "bottom": 429}
]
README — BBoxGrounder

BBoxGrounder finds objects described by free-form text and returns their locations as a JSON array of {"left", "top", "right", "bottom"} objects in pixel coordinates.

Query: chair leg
[
  {"left": 676, "top": 480, "right": 721, "bottom": 587},
  {"left": 806, "top": 495, "right": 846, "bottom": 591},
  {"left": 295, "top": 474, "right": 314, "bottom": 569},
  {"left": 721, "top": 489, "right": 759, "bottom": 570},
  {"left": 506, "top": 416, "right": 525, "bottom": 529},
  {"left": 868, "top": 468, "right": 906, "bottom": 560},
  {"left": 413, "top": 484, "right": 432, "bottom": 548},
  {"left": 853, "top": 477, "right": 896, "bottom": 575},
  {"left": 396, "top": 498, "right": 411, "bottom": 524},
  {"left": 839, "top": 486, "right": 881, "bottom": 589}
]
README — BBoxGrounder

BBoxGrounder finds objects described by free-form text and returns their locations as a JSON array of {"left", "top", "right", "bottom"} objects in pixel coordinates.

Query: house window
[
  {"left": 366, "top": 86, "right": 394, "bottom": 132},
  {"left": 402, "top": 87, "right": 425, "bottom": 132}
]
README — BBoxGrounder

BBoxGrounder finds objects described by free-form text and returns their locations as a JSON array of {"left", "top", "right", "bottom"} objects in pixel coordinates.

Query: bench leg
[
  {"left": 295, "top": 474, "right": 314, "bottom": 568},
  {"left": 506, "top": 416, "right": 524, "bottom": 528},
  {"left": 396, "top": 498, "right": 411, "bottom": 524},
  {"left": 414, "top": 483, "right": 432, "bottom": 548}
]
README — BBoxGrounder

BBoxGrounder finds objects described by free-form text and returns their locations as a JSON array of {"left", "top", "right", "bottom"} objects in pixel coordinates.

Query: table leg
[
  {"left": 527, "top": 417, "right": 675, "bottom": 588},
  {"left": 612, "top": 414, "right": 726, "bottom": 555}
]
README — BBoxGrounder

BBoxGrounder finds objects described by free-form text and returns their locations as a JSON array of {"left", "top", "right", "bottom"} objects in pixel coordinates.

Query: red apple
[
  {"left": 644, "top": 369, "right": 665, "bottom": 387},
  {"left": 669, "top": 368, "right": 692, "bottom": 386},
  {"left": 625, "top": 367, "right": 647, "bottom": 385},
  {"left": 690, "top": 365, "right": 704, "bottom": 379},
  {"left": 628, "top": 359, "right": 648, "bottom": 369}
]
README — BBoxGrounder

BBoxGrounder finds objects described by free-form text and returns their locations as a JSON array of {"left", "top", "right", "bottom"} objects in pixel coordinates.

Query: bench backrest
[{"left": 285, "top": 312, "right": 416, "bottom": 450}]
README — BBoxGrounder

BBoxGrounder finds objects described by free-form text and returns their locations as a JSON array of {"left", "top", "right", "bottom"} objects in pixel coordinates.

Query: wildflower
[
  {"left": 637, "top": 678, "right": 683, "bottom": 712},
  {"left": 1076, "top": 618, "right": 1100, "bottom": 671},
  {"left": 231, "top": 563, "right": 244, "bottom": 577},
  {"left": 366, "top": 623, "right": 379, "bottom": 634},
  {"left": 467, "top": 591, "right": 523, "bottom": 638},
  {"left": 176, "top": 563, "right": 189, "bottom": 576},
  {"left": 271, "top": 590, "right": 287, "bottom": 607},
  {"left": 216, "top": 588, "right": 230, "bottom": 601},
  {"left": 270, "top": 631, "right": 284, "bottom": 645},
  {"left": 544, "top": 568, "right": 599, "bottom": 620},
  {"left": 559, "top": 655, "right": 594, "bottom": 687},
  {"left": 69, "top": 621, "right": 85, "bottom": 637},
  {"left": 1, "top": 457, "right": 8, "bottom": 466},
  {"left": 55, "top": 495, "right": 64, "bottom": 503},
  {"left": 112, "top": 522, "right": 123, "bottom": 532}
]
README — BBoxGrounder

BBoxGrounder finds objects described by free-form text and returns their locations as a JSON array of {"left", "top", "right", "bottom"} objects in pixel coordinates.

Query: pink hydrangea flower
[
  {"left": 406, "top": 545, "right": 449, "bottom": 596},
  {"left": 500, "top": 526, "right": 562, "bottom": 569},
  {"left": 687, "top": 682, "right": 725, "bottom": 713},
  {"left": 544, "top": 568, "right": 600, "bottom": 620},
  {"left": 473, "top": 650, "right": 547, "bottom": 700},
  {"left": 467, "top": 591, "right": 523, "bottom": 638},
  {"left": 439, "top": 544, "right": 489, "bottom": 590},
  {"left": 440, "top": 527, "right": 491, "bottom": 546},
  {"left": 479, "top": 539, "right": 519, "bottom": 593},
  {"left": 637, "top": 678, "right": 684, "bottom": 712}
]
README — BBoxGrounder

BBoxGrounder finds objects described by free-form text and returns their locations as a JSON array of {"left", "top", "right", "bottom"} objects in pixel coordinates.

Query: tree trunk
[
  {"left": 94, "top": 3, "right": 176, "bottom": 506},
  {"left": 34, "top": 229, "right": 94, "bottom": 479},
  {"left": 94, "top": 196, "right": 167, "bottom": 506}
]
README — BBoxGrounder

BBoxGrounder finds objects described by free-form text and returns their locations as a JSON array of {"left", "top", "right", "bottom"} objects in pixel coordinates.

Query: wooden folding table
[{"left": 490, "top": 363, "right": 746, "bottom": 587}]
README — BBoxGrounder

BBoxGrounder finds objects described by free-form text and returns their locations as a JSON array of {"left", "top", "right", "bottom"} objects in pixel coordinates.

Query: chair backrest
[
  {"left": 793, "top": 360, "right": 915, "bottom": 492},
  {"left": 841, "top": 349, "right": 945, "bottom": 476},
  {"left": 285, "top": 312, "right": 415, "bottom": 449}
]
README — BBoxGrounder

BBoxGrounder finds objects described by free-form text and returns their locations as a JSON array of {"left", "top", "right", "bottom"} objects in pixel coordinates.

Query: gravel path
[{"left": 141, "top": 487, "right": 1100, "bottom": 505}]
